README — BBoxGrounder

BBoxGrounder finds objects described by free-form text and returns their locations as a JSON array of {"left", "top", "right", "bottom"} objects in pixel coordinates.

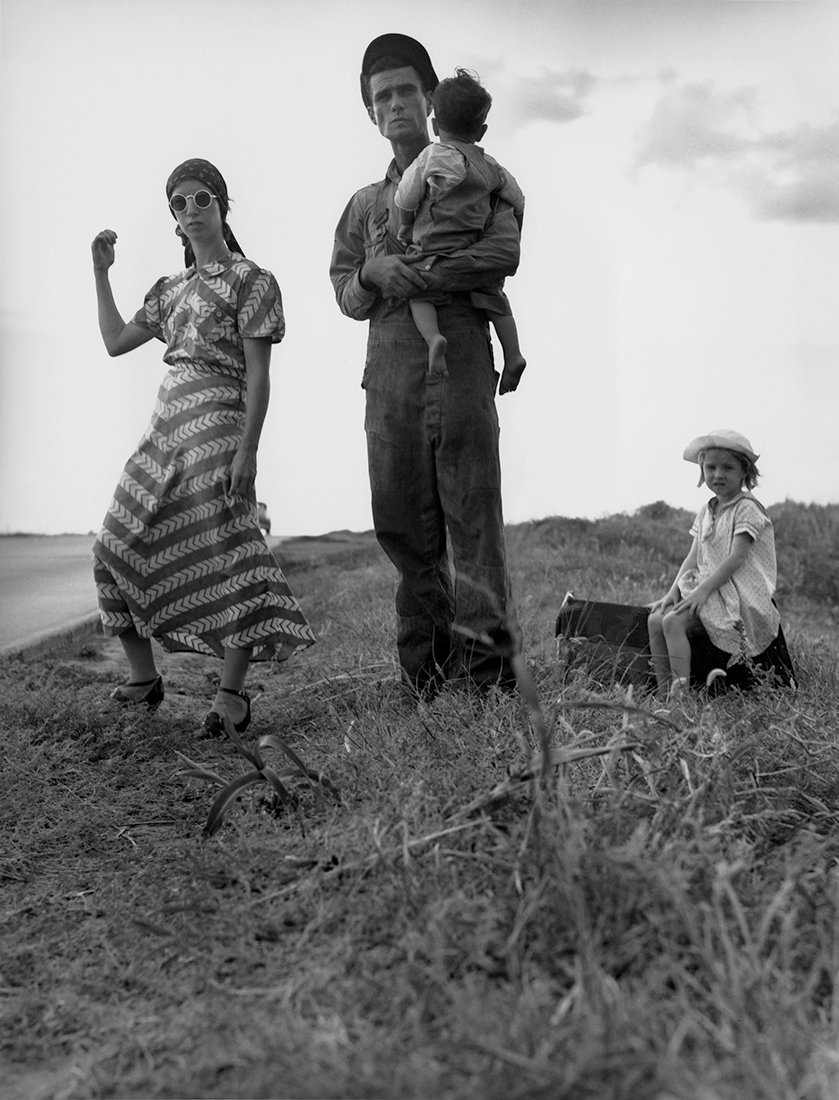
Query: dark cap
[{"left": 360, "top": 33, "right": 438, "bottom": 108}]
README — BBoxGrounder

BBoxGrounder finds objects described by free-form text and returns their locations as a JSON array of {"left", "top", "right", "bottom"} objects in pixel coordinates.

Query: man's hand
[{"left": 360, "top": 254, "right": 428, "bottom": 299}]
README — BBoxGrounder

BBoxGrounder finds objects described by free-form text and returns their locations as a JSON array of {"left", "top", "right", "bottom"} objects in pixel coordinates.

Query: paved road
[
  {"left": 0, "top": 535, "right": 98, "bottom": 649},
  {"left": 0, "top": 530, "right": 375, "bottom": 654},
  {"left": 0, "top": 532, "right": 297, "bottom": 653}
]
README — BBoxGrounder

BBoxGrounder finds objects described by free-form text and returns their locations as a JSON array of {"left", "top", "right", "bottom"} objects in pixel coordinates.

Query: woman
[{"left": 91, "top": 158, "right": 314, "bottom": 735}]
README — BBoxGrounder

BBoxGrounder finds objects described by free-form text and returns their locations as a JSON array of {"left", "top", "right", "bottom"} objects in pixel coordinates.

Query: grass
[{"left": 1, "top": 503, "right": 839, "bottom": 1099}]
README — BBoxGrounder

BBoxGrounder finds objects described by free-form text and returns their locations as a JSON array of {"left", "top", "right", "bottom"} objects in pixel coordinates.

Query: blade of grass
[
  {"left": 175, "top": 752, "right": 225, "bottom": 785},
  {"left": 203, "top": 770, "right": 265, "bottom": 837}
]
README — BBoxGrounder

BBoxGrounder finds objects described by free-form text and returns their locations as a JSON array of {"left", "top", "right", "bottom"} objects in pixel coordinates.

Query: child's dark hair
[
  {"left": 432, "top": 68, "right": 492, "bottom": 139},
  {"left": 697, "top": 448, "right": 760, "bottom": 491}
]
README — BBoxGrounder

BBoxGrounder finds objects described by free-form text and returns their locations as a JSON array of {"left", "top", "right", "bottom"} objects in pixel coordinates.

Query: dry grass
[{"left": 1, "top": 506, "right": 838, "bottom": 1099}]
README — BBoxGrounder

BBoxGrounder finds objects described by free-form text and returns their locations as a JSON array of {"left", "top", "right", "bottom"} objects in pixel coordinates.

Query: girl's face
[
  {"left": 169, "top": 178, "right": 224, "bottom": 245},
  {"left": 702, "top": 448, "right": 745, "bottom": 504}
]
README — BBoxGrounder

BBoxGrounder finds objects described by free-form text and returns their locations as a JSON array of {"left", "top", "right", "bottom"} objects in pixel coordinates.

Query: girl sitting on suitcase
[{"left": 648, "top": 429, "right": 787, "bottom": 699}]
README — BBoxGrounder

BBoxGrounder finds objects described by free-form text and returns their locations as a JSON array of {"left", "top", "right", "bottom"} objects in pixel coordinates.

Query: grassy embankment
[{"left": 1, "top": 501, "right": 838, "bottom": 1100}]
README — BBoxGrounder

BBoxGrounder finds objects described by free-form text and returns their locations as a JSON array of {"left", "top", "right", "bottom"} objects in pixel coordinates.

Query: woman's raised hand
[{"left": 91, "top": 229, "right": 118, "bottom": 271}]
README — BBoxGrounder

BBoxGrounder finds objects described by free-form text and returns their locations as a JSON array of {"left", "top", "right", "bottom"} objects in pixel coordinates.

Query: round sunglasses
[{"left": 169, "top": 189, "right": 217, "bottom": 214}]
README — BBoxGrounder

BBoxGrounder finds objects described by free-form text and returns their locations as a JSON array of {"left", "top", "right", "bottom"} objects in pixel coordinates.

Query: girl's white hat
[{"left": 684, "top": 429, "right": 759, "bottom": 465}]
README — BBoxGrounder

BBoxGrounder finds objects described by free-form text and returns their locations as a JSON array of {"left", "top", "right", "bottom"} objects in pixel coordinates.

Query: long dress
[{"left": 93, "top": 254, "right": 315, "bottom": 661}]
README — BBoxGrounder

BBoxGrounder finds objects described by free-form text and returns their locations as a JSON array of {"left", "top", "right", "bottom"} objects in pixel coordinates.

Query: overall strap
[{"left": 370, "top": 178, "right": 403, "bottom": 256}]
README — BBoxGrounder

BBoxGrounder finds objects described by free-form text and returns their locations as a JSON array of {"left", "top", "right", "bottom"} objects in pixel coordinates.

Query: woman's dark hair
[
  {"left": 433, "top": 68, "right": 492, "bottom": 139},
  {"left": 166, "top": 158, "right": 244, "bottom": 267}
]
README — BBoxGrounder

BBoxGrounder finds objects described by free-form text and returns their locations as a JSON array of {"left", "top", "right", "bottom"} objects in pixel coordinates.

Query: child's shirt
[
  {"left": 395, "top": 140, "right": 524, "bottom": 257},
  {"left": 678, "top": 491, "right": 780, "bottom": 657}
]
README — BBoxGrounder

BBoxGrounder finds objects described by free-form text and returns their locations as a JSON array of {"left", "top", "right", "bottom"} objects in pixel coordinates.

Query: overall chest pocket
[{"left": 366, "top": 201, "right": 404, "bottom": 259}]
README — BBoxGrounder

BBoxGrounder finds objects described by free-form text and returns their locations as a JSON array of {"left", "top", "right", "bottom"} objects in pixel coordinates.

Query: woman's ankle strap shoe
[
  {"left": 200, "top": 688, "right": 252, "bottom": 738},
  {"left": 111, "top": 676, "right": 164, "bottom": 712}
]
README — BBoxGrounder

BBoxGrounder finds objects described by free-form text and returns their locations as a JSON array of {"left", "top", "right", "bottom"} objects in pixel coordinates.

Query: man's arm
[
  {"left": 420, "top": 199, "right": 520, "bottom": 293},
  {"left": 330, "top": 193, "right": 381, "bottom": 321},
  {"left": 331, "top": 189, "right": 428, "bottom": 318}
]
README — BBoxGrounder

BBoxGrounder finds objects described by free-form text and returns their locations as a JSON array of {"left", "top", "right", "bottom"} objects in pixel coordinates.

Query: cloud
[
  {"left": 508, "top": 68, "right": 598, "bottom": 126},
  {"left": 634, "top": 82, "right": 839, "bottom": 223},
  {"left": 749, "top": 120, "right": 839, "bottom": 222},
  {"left": 635, "top": 82, "right": 755, "bottom": 168}
]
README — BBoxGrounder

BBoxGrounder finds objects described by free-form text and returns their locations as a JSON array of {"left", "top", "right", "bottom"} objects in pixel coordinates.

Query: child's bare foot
[
  {"left": 499, "top": 354, "right": 526, "bottom": 394},
  {"left": 428, "top": 334, "right": 448, "bottom": 376}
]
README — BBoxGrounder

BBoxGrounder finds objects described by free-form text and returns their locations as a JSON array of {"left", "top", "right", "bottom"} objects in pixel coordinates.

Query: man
[{"left": 330, "top": 33, "right": 522, "bottom": 699}]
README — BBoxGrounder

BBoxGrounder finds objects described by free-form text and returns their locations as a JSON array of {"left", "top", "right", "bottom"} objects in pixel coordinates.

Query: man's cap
[{"left": 360, "top": 33, "right": 438, "bottom": 108}]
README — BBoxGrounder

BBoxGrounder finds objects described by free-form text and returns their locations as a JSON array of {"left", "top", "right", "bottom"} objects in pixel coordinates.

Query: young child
[
  {"left": 394, "top": 68, "right": 526, "bottom": 393},
  {"left": 648, "top": 430, "right": 781, "bottom": 698}
]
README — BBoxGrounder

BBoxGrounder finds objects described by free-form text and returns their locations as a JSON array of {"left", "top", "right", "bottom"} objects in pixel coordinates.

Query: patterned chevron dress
[{"left": 93, "top": 255, "right": 315, "bottom": 661}]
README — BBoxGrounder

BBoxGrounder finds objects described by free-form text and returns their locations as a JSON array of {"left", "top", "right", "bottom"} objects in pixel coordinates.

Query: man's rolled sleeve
[{"left": 331, "top": 194, "right": 379, "bottom": 321}]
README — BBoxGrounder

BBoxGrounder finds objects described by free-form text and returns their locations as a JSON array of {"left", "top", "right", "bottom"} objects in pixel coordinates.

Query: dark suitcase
[
  {"left": 555, "top": 593, "right": 796, "bottom": 694},
  {"left": 555, "top": 595, "right": 653, "bottom": 689}
]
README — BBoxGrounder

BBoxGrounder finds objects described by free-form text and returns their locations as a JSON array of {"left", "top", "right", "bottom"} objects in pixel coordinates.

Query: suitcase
[
  {"left": 555, "top": 593, "right": 796, "bottom": 694},
  {"left": 555, "top": 594, "right": 654, "bottom": 689}
]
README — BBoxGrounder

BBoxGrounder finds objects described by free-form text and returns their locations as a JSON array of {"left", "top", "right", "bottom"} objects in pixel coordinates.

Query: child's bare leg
[
  {"left": 662, "top": 609, "right": 692, "bottom": 692},
  {"left": 409, "top": 300, "right": 448, "bottom": 375},
  {"left": 493, "top": 314, "right": 526, "bottom": 393},
  {"left": 647, "top": 609, "right": 672, "bottom": 696}
]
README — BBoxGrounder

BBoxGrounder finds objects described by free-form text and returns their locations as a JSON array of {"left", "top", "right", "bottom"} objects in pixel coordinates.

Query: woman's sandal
[
  {"left": 200, "top": 687, "right": 252, "bottom": 739},
  {"left": 111, "top": 675, "right": 164, "bottom": 712}
]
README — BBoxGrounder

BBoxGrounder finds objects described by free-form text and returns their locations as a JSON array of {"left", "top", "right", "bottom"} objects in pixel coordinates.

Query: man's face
[{"left": 367, "top": 66, "right": 431, "bottom": 143}]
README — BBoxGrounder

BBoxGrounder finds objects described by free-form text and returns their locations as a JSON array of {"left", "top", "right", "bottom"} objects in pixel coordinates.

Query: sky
[{"left": 1, "top": 0, "right": 837, "bottom": 537}]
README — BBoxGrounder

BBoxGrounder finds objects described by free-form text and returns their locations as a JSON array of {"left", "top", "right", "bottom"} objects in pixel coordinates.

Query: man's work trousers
[{"left": 363, "top": 306, "right": 520, "bottom": 694}]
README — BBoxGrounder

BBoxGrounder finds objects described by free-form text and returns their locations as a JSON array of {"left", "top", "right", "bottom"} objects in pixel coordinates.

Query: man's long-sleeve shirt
[{"left": 330, "top": 159, "right": 520, "bottom": 324}]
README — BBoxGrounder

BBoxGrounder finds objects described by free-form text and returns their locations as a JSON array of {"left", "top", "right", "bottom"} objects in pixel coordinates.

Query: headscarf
[{"left": 165, "top": 158, "right": 244, "bottom": 266}]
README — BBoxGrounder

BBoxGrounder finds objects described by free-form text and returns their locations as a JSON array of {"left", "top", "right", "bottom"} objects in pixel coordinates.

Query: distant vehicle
[{"left": 257, "top": 502, "right": 271, "bottom": 535}]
